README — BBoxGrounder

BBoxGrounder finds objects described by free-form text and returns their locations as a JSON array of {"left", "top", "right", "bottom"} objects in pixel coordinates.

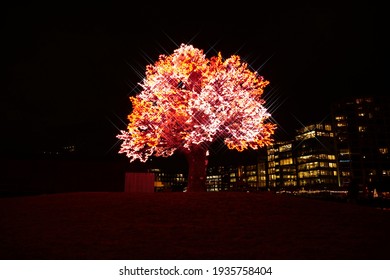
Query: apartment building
[{"left": 331, "top": 96, "right": 390, "bottom": 191}]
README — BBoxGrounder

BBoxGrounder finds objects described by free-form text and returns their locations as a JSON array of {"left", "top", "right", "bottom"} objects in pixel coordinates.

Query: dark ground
[{"left": 1, "top": 192, "right": 389, "bottom": 260}]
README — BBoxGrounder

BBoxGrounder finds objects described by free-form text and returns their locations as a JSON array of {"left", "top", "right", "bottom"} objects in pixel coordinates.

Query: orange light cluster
[{"left": 117, "top": 44, "right": 276, "bottom": 162}]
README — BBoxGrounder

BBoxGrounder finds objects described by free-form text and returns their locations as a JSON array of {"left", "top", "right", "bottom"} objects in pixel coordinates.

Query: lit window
[
  {"left": 382, "top": 170, "right": 390, "bottom": 176},
  {"left": 279, "top": 143, "right": 292, "bottom": 152},
  {"left": 337, "top": 122, "right": 347, "bottom": 127},
  {"left": 327, "top": 155, "right": 336, "bottom": 160},
  {"left": 358, "top": 126, "right": 366, "bottom": 132},
  {"left": 335, "top": 115, "right": 346, "bottom": 120},
  {"left": 340, "top": 149, "right": 350, "bottom": 155},
  {"left": 248, "top": 176, "right": 257, "bottom": 182},
  {"left": 295, "top": 131, "right": 315, "bottom": 141},
  {"left": 280, "top": 158, "right": 293, "bottom": 165}
]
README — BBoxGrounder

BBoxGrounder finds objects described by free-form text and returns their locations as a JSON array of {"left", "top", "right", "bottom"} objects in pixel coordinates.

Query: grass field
[{"left": 1, "top": 191, "right": 389, "bottom": 260}]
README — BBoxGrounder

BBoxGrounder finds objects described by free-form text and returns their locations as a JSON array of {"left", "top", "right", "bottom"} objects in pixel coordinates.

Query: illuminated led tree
[{"left": 117, "top": 43, "right": 276, "bottom": 192}]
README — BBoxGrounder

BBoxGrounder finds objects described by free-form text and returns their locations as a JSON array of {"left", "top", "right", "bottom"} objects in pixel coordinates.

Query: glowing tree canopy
[{"left": 117, "top": 43, "right": 276, "bottom": 191}]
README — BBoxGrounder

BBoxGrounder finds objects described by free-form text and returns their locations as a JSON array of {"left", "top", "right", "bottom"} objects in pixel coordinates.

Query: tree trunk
[{"left": 184, "top": 146, "right": 208, "bottom": 192}]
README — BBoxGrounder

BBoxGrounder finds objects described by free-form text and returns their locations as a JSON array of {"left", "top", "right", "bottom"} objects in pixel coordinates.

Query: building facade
[
  {"left": 331, "top": 96, "right": 390, "bottom": 191},
  {"left": 206, "top": 161, "right": 268, "bottom": 192},
  {"left": 266, "top": 123, "right": 338, "bottom": 191},
  {"left": 267, "top": 140, "right": 297, "bottom": 189},
  {"left": 294, "top": 123, "right": 338, "bottom": 189}
]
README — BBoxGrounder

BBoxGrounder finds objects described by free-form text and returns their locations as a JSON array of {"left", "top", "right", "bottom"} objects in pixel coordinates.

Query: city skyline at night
[{"left": 2, "top": 3, "right": 390, "bottom": 270}]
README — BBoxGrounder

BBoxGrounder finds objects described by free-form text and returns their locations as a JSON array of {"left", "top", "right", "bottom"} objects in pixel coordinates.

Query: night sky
[{"left": 3, "top": 2, "right": 385, "bottom": 161}]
